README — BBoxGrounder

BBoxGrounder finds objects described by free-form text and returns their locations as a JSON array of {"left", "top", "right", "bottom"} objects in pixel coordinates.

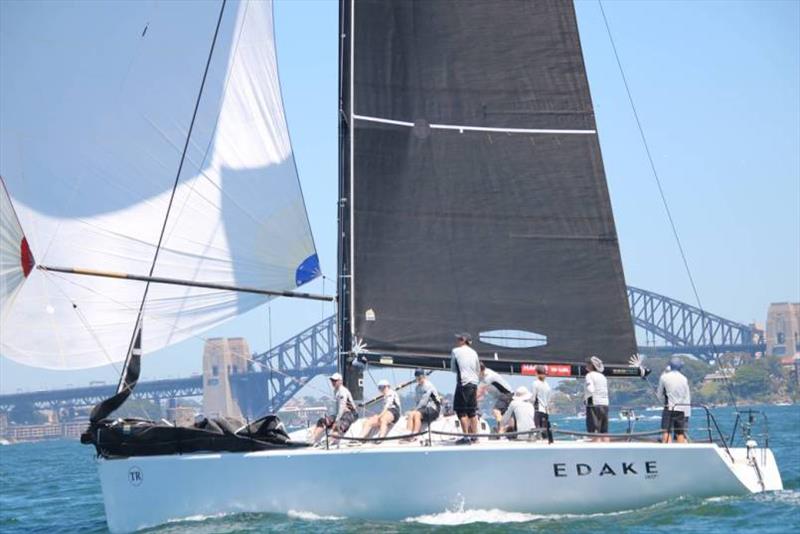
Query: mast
[{"left": 338, "top": 0, "right": 363, "bottom": 399}]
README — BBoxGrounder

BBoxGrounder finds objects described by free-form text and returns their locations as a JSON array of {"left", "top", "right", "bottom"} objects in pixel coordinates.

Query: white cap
[
  {"left": 329, "top": 372, "right": 343, "bottom": 381},
  {"left": 588, "top": 355, "right": 605, "bottom": 373},
  {"left": 514, "top": 386, "right": 532, "bottom": 401},
  {"left": 377, "top": 379, "right": 391, "bottom": 388}
]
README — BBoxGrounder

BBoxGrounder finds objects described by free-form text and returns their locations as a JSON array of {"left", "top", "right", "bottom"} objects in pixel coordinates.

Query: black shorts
[
  {"left": 388, "top": 406, "right": 400, "bottom": 424},
  {"left": 419, "top": 406, "right": 440, "bottom": 424},
  {"left": 535, "top": 412, "right": 553, "bottom": 442},
  {"left": 454, "top": 383, "right": 478, "bottom": 418},
  {"left": 661, "top": 409, "right": 686, "bottom": 436},
  {"left": 534, "top": 411, "right": 549, "bottom": 429},
  {"left": 586, "top": 405, "right": 609, "bottom": 434},
  {"left": 317, "top": 411, "right": 357, "bottom": 434},
  {"left": 493, "top": 393, "right": 513, "bottom": 415},
  {"left": 316, "top": 415, "right": 335, "bottom": 429}
]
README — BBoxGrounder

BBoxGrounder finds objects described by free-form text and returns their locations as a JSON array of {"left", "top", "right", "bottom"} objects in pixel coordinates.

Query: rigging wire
[{"left": 597, "top": 0, "right": 738, "bottom": 407}]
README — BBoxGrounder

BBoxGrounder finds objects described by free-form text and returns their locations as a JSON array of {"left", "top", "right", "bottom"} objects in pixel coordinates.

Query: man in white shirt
[
  {"left": 450, "top": 332, "right": 480, "bottom": 443},
  {"left": 584, "top": 356, "right": 609, "bottom": 442},
  {"left": 531, "top": 365, "right": 553, "bottom": 443},
  {"left": 499, "top": 386, "right": 536, "bottom": 439},
  {"left": 311, "top": 372, "right": 358, "bottom": 444},
  {"left": 403, "top": 369, "right": 441, "bottom": 441},
  {"left": 478, "top": 362, "right": 514, "bottom": 428},
  {"left": 657, "top": 357, "right": 692, "bottom": 443},
  {"left": 361, "top": 379, "right": 401, "bottom": 440}
]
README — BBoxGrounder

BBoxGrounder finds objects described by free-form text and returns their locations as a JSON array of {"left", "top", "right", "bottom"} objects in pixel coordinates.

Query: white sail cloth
[
  {"left": 0, "top": 180, "right": 32, "bottom": 319},
  {"left": 0, "top": 0, "right": 319, "bottom": 369}
]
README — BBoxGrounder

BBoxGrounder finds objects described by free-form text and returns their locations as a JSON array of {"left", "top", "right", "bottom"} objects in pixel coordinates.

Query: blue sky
[{"left": 1, "top": 0, "right": 798, "bottom": 395}]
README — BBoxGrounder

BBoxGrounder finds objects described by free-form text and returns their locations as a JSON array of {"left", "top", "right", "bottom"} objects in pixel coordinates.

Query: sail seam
[
  {"left": 353, "top": 114, "right": 595, "bottom": 135},
  {"left": 115, "top": 0, "right": 228, "bottom": 395}
]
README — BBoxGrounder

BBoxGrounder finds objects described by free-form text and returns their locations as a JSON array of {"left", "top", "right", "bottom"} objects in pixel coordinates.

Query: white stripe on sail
[{"left": 353, "top": 114, "right": 596, "bottom": 135}]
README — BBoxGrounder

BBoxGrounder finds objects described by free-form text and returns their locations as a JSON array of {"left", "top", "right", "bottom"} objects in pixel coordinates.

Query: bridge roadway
[{"left": 0, "top": 286, "right": 765, "bottom": 414}]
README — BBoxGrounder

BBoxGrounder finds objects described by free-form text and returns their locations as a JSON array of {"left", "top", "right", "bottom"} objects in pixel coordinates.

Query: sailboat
[{"left": 0, "top": 1, "right": 783, "bottom": 532}]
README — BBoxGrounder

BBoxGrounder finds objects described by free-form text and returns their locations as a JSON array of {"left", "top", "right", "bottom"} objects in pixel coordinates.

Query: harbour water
[{"left": 1, "top": 405, "right": 797, "bottom": 533}]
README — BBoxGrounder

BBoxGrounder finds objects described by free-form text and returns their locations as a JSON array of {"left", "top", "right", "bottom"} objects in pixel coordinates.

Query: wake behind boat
[{"left": 0, "top": 0, "right": 786, "bottom": 532}]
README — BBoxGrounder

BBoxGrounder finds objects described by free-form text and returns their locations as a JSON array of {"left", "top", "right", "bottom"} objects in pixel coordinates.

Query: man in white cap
[
  {"left": 311, "top": 372, "right": 358, "bottom": 444},
  {"left": 361, "top": 379, "right": 401, "bottom": 440},
  {"left": 657, "top": 356, "right": 691, "bottom": 443},
  {"left": 450, "top": 332, "right": 480, "bottom": 443},
  {"left": 499, "top": 386, "right": 536, "bottom": 438},
  {"left": 584, "top": 356, "right": 609, "bottom": 441}
]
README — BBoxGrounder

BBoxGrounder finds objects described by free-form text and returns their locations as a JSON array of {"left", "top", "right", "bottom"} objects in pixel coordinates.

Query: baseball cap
[{"left": 454, "top": 332, "right": 473, "bottom": 343}]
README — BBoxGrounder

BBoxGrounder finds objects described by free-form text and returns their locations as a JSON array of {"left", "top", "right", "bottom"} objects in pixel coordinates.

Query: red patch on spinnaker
[{"left": 20, "top": 237, "right": 34, "bottom": 277}]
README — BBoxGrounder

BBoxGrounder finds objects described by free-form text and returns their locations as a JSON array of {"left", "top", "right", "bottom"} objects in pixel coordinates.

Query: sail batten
[
  {"left": 345, "top": 0, "right": 637, "bottom": 368},
  {"left": 0, "top": 0, "right": 320, "bottom": 369},
  {"left": 352, "top": 114, "right": 596, "bottom": 135}
]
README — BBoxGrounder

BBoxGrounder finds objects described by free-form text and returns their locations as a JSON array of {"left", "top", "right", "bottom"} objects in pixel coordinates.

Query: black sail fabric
[{"left": 346, "top": 0, "right": 637, "bottom": 367}]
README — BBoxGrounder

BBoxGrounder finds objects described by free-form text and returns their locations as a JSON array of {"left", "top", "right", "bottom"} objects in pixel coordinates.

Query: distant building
[
  {"left": 779, "top": 355, "right": 800, "bottom": 387},
  {"left": 703, "top": 369, "right": 735, "bottom": 384},
  {"left": 766, "top": 303, "right": 800, "bottom": 357},
  {"left": 202, "top": 337, "right": 250, "bottom": 420},
  {"left": 0, "top": 420, "right": 87, "bottom": 442}
]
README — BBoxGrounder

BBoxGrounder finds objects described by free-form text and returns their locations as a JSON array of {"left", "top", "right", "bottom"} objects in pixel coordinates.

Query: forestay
[
  {"left": 344, "top": 0, "right": 636, "bottom": 367},
  {"left": 0, "top": 0, "right": 318, "bottom": 369}
]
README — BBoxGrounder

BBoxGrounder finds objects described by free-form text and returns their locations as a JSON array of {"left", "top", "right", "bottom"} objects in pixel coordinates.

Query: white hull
[{"left": 97, "top": 429, "right": 783, "bottom": 532}]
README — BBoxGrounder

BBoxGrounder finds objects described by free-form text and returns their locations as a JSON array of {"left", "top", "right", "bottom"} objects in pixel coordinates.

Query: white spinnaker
[{"left": 0, "top": 0, "right": 318, "bottom": 369}]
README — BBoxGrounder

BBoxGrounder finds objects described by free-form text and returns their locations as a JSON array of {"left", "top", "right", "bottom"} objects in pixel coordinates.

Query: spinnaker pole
[{"left": 37, "top": 265, "right": 334, "bottom": 303}]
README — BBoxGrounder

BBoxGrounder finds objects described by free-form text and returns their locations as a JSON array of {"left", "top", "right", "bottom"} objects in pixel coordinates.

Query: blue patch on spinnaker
[{"left": 295, "top": 253, "right": 321, "bottom": 286}]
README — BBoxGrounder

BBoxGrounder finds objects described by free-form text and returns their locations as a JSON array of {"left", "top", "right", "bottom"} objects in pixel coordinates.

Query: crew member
[
  {"left": 531, "top": 365, "right": 553, "bottom": 443},
  {"left": 361, "top": 379, "right": 401, "bottom": 440},
  {"left": 403, "top": 369, "right": 441, "bottom": 442},
  {"left": 584, "top": 356, "right": 609, "bottom": 442},
  {"left": 451, "top": 332, "right": 480, "bottom": 444},
  {"left": 657, "top": 356, "right": 691, "bottom": 443},
  {"left": 479, "top": 362, "right": 514, "bottom": 430},
  {"left": 499, "top": 386, "right": 536, "bottom": 439},
  {"left": 311, "top": 372, "right": 358, "bottom": 445}
]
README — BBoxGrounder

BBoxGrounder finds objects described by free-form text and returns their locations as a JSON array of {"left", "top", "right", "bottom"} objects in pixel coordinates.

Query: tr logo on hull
[{"left": 128, "top": 466, "right": 143, "bottom": 486}]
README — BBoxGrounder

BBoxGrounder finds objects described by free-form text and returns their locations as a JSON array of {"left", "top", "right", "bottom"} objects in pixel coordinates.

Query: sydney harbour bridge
[{"left": 0, "top": 286, "right": 763, "bottom": 416}]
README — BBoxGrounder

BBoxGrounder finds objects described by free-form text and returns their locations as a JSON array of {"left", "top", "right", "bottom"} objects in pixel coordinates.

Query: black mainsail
[{"left": 339, "top": 0, "right": 638, "bottom": 384}]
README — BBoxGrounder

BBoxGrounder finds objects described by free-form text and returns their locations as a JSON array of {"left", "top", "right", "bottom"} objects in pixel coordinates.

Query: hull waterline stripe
[{"left": 353, "top": 114, "right": 596, "bottom": 135}]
